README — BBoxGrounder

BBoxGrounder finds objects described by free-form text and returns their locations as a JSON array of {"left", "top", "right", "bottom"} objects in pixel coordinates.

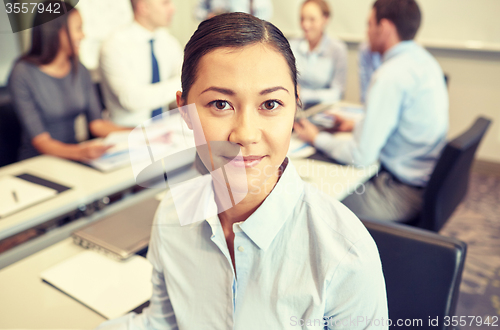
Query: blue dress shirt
[
  {"left": 314, "top": 41, "right": 449, "bottom": 187},
  {"left": 96, "top": 159, "right": 388, "bottom": 329},
  {"left": 289, "top": 34, "right": 348, "bottom": 106},
  {"left": 358, "top": 41, "right": 382, "bottom": 104}
]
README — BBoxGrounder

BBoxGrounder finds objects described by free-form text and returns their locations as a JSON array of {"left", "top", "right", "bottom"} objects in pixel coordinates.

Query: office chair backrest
[
  {"left": 362, "top": 219, "right": 467, "bottom": 330},
  {"left": 0, "top": 87, "right": 21, "bottom": 167},
  {"left": 419, "top": 117, "right": 491, "bottom": 232}
]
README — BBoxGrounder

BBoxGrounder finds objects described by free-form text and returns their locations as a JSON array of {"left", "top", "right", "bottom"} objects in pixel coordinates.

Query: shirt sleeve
[
  {"left": 313, "top": 70, "right": 402, "bottom": 166},
  {"left": 324, "top": 236, "right": 388, "bottom": 329},
  {"left": 299, "top": 41, "right": 348, "bottom": 104},
  {"left": 99, "top": 37, "right": 178, "bottom": 113},
  {"left": 94, "top": 197, "right": 178, "bottom": 330},
  {"left": 8, "top": 63, "right": 47, "bottom": 140}
]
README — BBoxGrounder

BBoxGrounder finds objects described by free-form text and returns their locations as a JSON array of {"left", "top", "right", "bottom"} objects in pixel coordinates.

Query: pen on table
[{"left": 12, "top": 190, "right": 18, "bottom": 203}]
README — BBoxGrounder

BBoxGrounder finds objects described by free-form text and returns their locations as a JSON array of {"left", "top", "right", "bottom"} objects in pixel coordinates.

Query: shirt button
[{"left": 237, "top": 246, "right": 244, "bottom": 252}]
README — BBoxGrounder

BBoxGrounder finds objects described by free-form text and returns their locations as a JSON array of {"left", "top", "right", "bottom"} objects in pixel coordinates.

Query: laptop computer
[{"left": 72, "top": 198, "right": 161, "bottom": 260}]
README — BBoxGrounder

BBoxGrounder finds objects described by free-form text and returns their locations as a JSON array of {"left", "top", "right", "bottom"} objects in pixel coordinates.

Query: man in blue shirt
[
  {"left": 358, "top": 41, "right": 382, "bottom": 104},
  {"left": 294, "top": 0, "right": 449, "bottom": 222}
]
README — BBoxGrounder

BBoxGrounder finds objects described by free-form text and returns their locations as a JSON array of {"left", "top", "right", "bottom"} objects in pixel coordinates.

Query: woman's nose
[{"left": 229, "top": 108, "right": 261, "bottom": 147}]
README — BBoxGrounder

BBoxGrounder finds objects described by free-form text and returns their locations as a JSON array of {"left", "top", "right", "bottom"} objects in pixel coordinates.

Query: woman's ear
[{"left": 177, "top": 91, "right": 193, "bottom": 130}]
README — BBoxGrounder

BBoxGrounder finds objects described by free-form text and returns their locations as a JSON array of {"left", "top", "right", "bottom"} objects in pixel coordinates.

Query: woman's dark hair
[
  {"left": 20, "top": 1, "right": 78, "bottom": 69},
  {"left": 181, "top": 12, "right": 299, "bottom": 104},
  {"left": 373, "top": 0, "right": 421, "bottom": 41}
]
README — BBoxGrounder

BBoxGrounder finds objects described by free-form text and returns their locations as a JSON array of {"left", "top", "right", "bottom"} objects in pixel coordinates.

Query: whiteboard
[{"left": 271, "top": 0, "right": 500, "bottom": 52}]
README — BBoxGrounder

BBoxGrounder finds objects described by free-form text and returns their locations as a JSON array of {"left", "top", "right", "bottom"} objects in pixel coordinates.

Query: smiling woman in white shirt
[
  {"left": 97, "top": 12, "right": 387, "bottom": 330},
  {"left": 289, "top": 0, "right": 348, "bottom": 109}
]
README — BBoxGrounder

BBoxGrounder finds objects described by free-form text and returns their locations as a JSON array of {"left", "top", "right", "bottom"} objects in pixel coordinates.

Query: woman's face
[
  {"left": 178, "top": 43, "right": 296, "bottom": 196},
  {"left": 60, "top": 10, "right": 84, "bottom": 56},
  {"left": 300, "top": 2, "right": 328, "bottom": 44}
]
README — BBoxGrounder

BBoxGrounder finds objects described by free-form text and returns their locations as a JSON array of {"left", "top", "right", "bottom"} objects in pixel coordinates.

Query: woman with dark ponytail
[
  {"left": 98, "top": 12, "right": 387, "bottom": 330},
  {"left": 8, "top": 0, "right": 126, "bottom": 161}
]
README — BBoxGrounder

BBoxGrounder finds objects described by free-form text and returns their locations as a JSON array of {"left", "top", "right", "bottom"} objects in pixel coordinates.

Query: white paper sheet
[
  {"left": 40, "top": 250, "right": 153, "bottom": 319},
  {"left": 0, "top": 176, "right": 58, "bottom": 218}
]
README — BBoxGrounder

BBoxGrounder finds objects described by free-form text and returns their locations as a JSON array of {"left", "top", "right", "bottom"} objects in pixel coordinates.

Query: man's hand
[
  {"left": 332, "top": 114, "right": 355, "bottom": 132},
  {"left": 293, "top": 118, "right": 320, "bottom": 144}
]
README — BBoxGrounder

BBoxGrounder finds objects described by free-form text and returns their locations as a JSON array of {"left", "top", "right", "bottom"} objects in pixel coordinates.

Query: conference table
[
  {"left": 0, "top": 154, "right": 194, "bottom": 269},
  {"left": 0, "top": 102, "right": 379, "bottom": 329}
]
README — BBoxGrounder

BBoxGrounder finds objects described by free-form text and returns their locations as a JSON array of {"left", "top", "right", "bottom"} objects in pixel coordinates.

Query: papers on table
[
  {"left": 0, "top": 176, "right": 58, "bottom": 218},
  {"left": 309, "top": 112, "right": 336, "bottom": 128},
  {"left": 40, "top": 250, "right": 153, "bottom": 319},
  {"left": 88, "top": 112, "right": 195, "bottom": 172}
]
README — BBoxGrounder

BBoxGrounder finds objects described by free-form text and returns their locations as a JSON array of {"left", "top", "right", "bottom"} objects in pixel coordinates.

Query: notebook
[
  {"left": 40, "top": 250, "right": 152, "bottom": 319},
  {"left": 72, "top": 198, "right": 160, "bottom": 260},
  {"left": 0, "top": 175, "right": 59, "bottom": 218}
]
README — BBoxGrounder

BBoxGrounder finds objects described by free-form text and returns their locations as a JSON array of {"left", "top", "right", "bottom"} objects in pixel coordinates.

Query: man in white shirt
[{"left": 99, "top": 0, "right": 182, "bottom": 127}]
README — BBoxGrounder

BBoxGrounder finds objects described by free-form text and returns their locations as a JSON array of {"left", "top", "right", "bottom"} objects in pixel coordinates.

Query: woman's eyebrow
[
  {"left": 200, "top": 87, "right": 235, "bottom": 95},
  {"left": 200, "top": 86, "right": 289, "bottom": 96},
  {"left": 260, "top": 86, "right": 289, "bottom": 95}
]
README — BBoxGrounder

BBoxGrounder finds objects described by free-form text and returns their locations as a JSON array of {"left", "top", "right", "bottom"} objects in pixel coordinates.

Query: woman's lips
[{"left": 224, "top": 155, "right": 265, "bottom": 168}]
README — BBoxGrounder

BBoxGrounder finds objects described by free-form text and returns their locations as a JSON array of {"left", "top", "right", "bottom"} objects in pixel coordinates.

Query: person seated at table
[
  {"left": 194, "top": 0, "right": 273, "bottom": 21},
  {"left": 358, "top": 40, "right": 382, "bottom": 104},
  {"left": 294, "top": 0, "right": 449, "bottom": 222},
  {"left": 8, "top": 1, "right": 125, "bottom": 162},
  {"left": 96, "top": 12, "right": 387, "bottom": 329},
  {"left": 99, "top": 0, "right": 182, "bottom": 127},
  {"left": 289, "top": 0, "right": 347, "bottom": 109}
]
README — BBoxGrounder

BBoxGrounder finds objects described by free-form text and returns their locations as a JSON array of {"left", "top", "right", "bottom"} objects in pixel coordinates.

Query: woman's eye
[
  {"left": 211, "top": 100, "right": 232, "bottom": 111},
  {"left": 261, "top": 100, "right": 281, "bottom": 111}
]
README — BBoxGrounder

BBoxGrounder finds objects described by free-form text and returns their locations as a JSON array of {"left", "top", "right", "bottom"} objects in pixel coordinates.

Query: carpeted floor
[{"left": 440, "top": 172, "right": 500, "bottom": 329}]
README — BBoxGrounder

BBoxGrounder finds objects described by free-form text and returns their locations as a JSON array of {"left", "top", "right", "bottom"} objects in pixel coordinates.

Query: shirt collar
[
  {"left": 238, "top": 158, "right": 304, "bottom": 250},
  {"left": 298, "top": 33, "right": 330, "bottom": 56},
  {"left": 131, "top": 20, "right": 162, "bottom": 40},
  {"left": 382, "top": 40, "right": 416, "bottom": 62}
]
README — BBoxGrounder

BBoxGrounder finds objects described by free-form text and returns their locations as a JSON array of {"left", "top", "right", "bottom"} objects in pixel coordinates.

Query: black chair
[
  {"left": 399, "top": 117, "right": 492, "bottom": 232},
  {"left": 363, "top": 218, "right": 467, "bottom": 330},
  {"left": 0, "top": 87, "right": 21, "bottom": 167},
  {"left": 93, "top": 82, "right": 106, "bottom": 110}
]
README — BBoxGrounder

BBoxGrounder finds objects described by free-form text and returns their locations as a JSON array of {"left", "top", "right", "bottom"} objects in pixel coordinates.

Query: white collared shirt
[
  {"left": 99, "top": 21, "right": 182, "bottom": 127},
  {"left": 289, "top": 35, "right": 348, "bottom": 106},
  {"left": 96, "top": 159, "right": 388, "bottom": 329}
]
